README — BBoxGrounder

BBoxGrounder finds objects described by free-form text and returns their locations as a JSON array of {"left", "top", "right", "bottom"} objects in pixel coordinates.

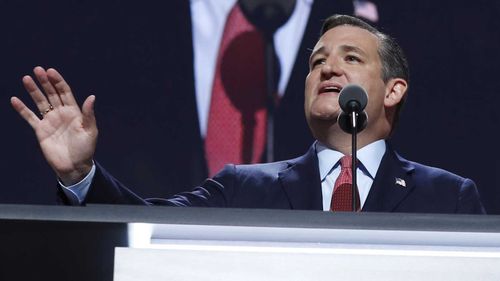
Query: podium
[{"left": 0, "top": 204, "right": 499, "bottom": 281}]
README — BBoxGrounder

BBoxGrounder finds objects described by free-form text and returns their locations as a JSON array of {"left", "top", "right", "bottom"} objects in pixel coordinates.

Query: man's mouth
[
  {"left": 323, "top": 86, "right": 342, "bottom": 93},
  {"left": 319, "top": 83, "right": 343, "bottom": 94}
]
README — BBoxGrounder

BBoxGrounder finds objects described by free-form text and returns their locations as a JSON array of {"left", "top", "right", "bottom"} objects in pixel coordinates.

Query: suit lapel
[
  {"left": 278, "top": 145, "right": 323, "bottom": 210},
  {"left": 362, "top": 147, "right": 415, "bottom": 212}
]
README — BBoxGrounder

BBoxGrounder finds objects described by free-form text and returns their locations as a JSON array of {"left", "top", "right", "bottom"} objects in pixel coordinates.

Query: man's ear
[{"left": 384, "top": 78, "right": 408, "bottom": 107}]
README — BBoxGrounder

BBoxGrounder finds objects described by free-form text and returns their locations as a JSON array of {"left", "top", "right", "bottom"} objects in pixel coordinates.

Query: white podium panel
[
  {"left": 116, "top": 222, "right": 500, "bottom": 281},
  {"left": 114, "top": 244, "right": 500, "bottom": 281}
]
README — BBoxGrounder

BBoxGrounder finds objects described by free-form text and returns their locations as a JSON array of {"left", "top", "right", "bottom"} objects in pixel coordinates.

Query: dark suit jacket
[{"left": 74, "top": 143, "right": 485, "bottom": 214}]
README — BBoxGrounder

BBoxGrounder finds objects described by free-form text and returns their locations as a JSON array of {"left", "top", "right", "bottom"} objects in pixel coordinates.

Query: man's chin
[
  {"left": 310, "top": 112, "right": 339, "bottom": 122},
  {"left": 308, "top": 117, "right": 340, "bottom": 133}
]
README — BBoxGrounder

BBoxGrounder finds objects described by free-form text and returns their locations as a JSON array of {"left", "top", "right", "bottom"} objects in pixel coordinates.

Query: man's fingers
[
  {"left": 10, "top": 96, "right": 40, "bottom": 128},
  {"left": 33, "top": 66, "right": 63, "bottom": 107},
  {"left": 81, "top": 95, "right": 97, "bottom": 130},
  {"left": 22, "top": 74, "right": 52, "bottom": 115},
  {"left": 47, "top": 68, "right": 78, "bottom": 106}
]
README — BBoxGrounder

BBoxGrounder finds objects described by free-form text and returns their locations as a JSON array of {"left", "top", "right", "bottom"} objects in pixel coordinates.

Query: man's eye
[
  {"left": 345, "top": 55, "right": 361, "bottom": 63},
  {"left": 312, "top": 58, "right": 325, "bottom": 67}
]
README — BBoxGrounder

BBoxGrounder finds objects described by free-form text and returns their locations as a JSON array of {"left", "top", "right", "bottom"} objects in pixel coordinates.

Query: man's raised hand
[{"left": 10, "top": 66, "right": 98, "bottom": 185}]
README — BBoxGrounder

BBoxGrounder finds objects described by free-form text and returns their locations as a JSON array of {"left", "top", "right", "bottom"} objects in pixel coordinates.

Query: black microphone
[
  {"left": 337, "top": 84, "right": 368, "bottom": 134},
  {"left": 339, "top": 84, "right": 368, "bottom": 113}
]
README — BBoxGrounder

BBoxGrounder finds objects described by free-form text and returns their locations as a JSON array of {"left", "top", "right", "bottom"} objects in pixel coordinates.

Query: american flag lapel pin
[{"left": 395, "top": 177, "right": 406, "bottom": 187}]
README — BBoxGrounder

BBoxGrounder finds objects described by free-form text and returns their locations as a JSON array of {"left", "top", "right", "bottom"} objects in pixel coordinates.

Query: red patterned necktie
[
  {"left": 330, "top": 155, "right": 361, "bottom": 212},
  {"left": 204, "top": 3, "right": 267, "bottom": 176}
]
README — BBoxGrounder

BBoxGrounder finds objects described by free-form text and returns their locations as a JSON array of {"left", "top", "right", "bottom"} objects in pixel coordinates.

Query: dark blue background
[{"left": 2, "top": 1, "right": 499, "bottom": 213}]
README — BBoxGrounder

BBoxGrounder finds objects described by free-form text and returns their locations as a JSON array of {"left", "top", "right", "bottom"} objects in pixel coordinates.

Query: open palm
[{"left": 11, "top": 67, "right": 97, "bottom": 185}]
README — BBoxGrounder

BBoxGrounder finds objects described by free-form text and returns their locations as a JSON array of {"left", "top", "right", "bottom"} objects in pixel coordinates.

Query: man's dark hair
[{"left": 321, "top": 14, "right": 409, "bottom": 132}]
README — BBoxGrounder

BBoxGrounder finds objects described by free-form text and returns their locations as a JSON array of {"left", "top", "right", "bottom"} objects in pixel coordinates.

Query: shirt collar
[{"left": 316, "top": 139, "right": 386, "bottom": 181}]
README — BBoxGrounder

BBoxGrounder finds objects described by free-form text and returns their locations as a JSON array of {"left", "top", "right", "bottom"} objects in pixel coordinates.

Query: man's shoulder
[
  {"left": 392, "top": 151, "right": 470, "bottom": 185},
  {"left": 387, "top": 150, "right": 485, "bottom": 214},
  {"left": 220, "top": 158, "right": 295, "bottom": 180},
  {"left": 212, "top": 149, "right": 314, "bottom": 184},
  {"left": 236, "top": 156, "right": 299, "bottom": 173}
]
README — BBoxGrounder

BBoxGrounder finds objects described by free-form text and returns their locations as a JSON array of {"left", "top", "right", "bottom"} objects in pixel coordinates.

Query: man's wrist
[
  {"left": 59, "top": 162, "right": 96, "bottom": 205},
  {"left": 58, "top": 161, "right": 94, "bottom": 186}
]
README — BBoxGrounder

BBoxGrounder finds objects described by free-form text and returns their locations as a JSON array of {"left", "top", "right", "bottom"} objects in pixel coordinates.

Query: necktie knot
[{"left": 339, "top": 155, "right": 352, "bottom": 169}]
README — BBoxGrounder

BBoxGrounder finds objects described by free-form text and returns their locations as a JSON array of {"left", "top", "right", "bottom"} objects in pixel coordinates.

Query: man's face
[{"left": 304, "top": 25, "right": 388, "bottom": 133}]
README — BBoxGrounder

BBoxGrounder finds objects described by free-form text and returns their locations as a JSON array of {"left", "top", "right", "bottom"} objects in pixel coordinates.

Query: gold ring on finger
[{"left": 40, "top": 105, "right": 54, "bottom": 117}]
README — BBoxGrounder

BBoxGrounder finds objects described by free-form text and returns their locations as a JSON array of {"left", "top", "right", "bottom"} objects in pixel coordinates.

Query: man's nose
[{"left": 320, "top": 59, "right": 343, "bottom": 79}]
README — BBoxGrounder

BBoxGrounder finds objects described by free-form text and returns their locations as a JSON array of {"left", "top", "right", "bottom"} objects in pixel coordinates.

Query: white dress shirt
[
  {"left": 59, "top": 163, "right": 95, "bottom": 205},
  {"left": 316, "top": 140, "right": 386, "bottom": 211}
]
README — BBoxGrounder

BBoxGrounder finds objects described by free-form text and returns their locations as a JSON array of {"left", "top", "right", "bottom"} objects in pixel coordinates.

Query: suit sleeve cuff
[{"left": 58, "top": 162, "right": 96, "bottom": 205}]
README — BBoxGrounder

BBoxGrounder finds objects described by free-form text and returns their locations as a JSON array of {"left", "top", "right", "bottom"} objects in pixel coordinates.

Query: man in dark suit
[{"left": 11, "top": 15, "right": 485, "bottom": 213}]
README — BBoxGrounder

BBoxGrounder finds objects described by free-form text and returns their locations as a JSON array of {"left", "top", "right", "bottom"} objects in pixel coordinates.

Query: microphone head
[
  {"left": 338, "top": 84, "right": 368, "bottom": 113},
  {"left": 338, "top": 111, "right": 368, "bottom": 134}
]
